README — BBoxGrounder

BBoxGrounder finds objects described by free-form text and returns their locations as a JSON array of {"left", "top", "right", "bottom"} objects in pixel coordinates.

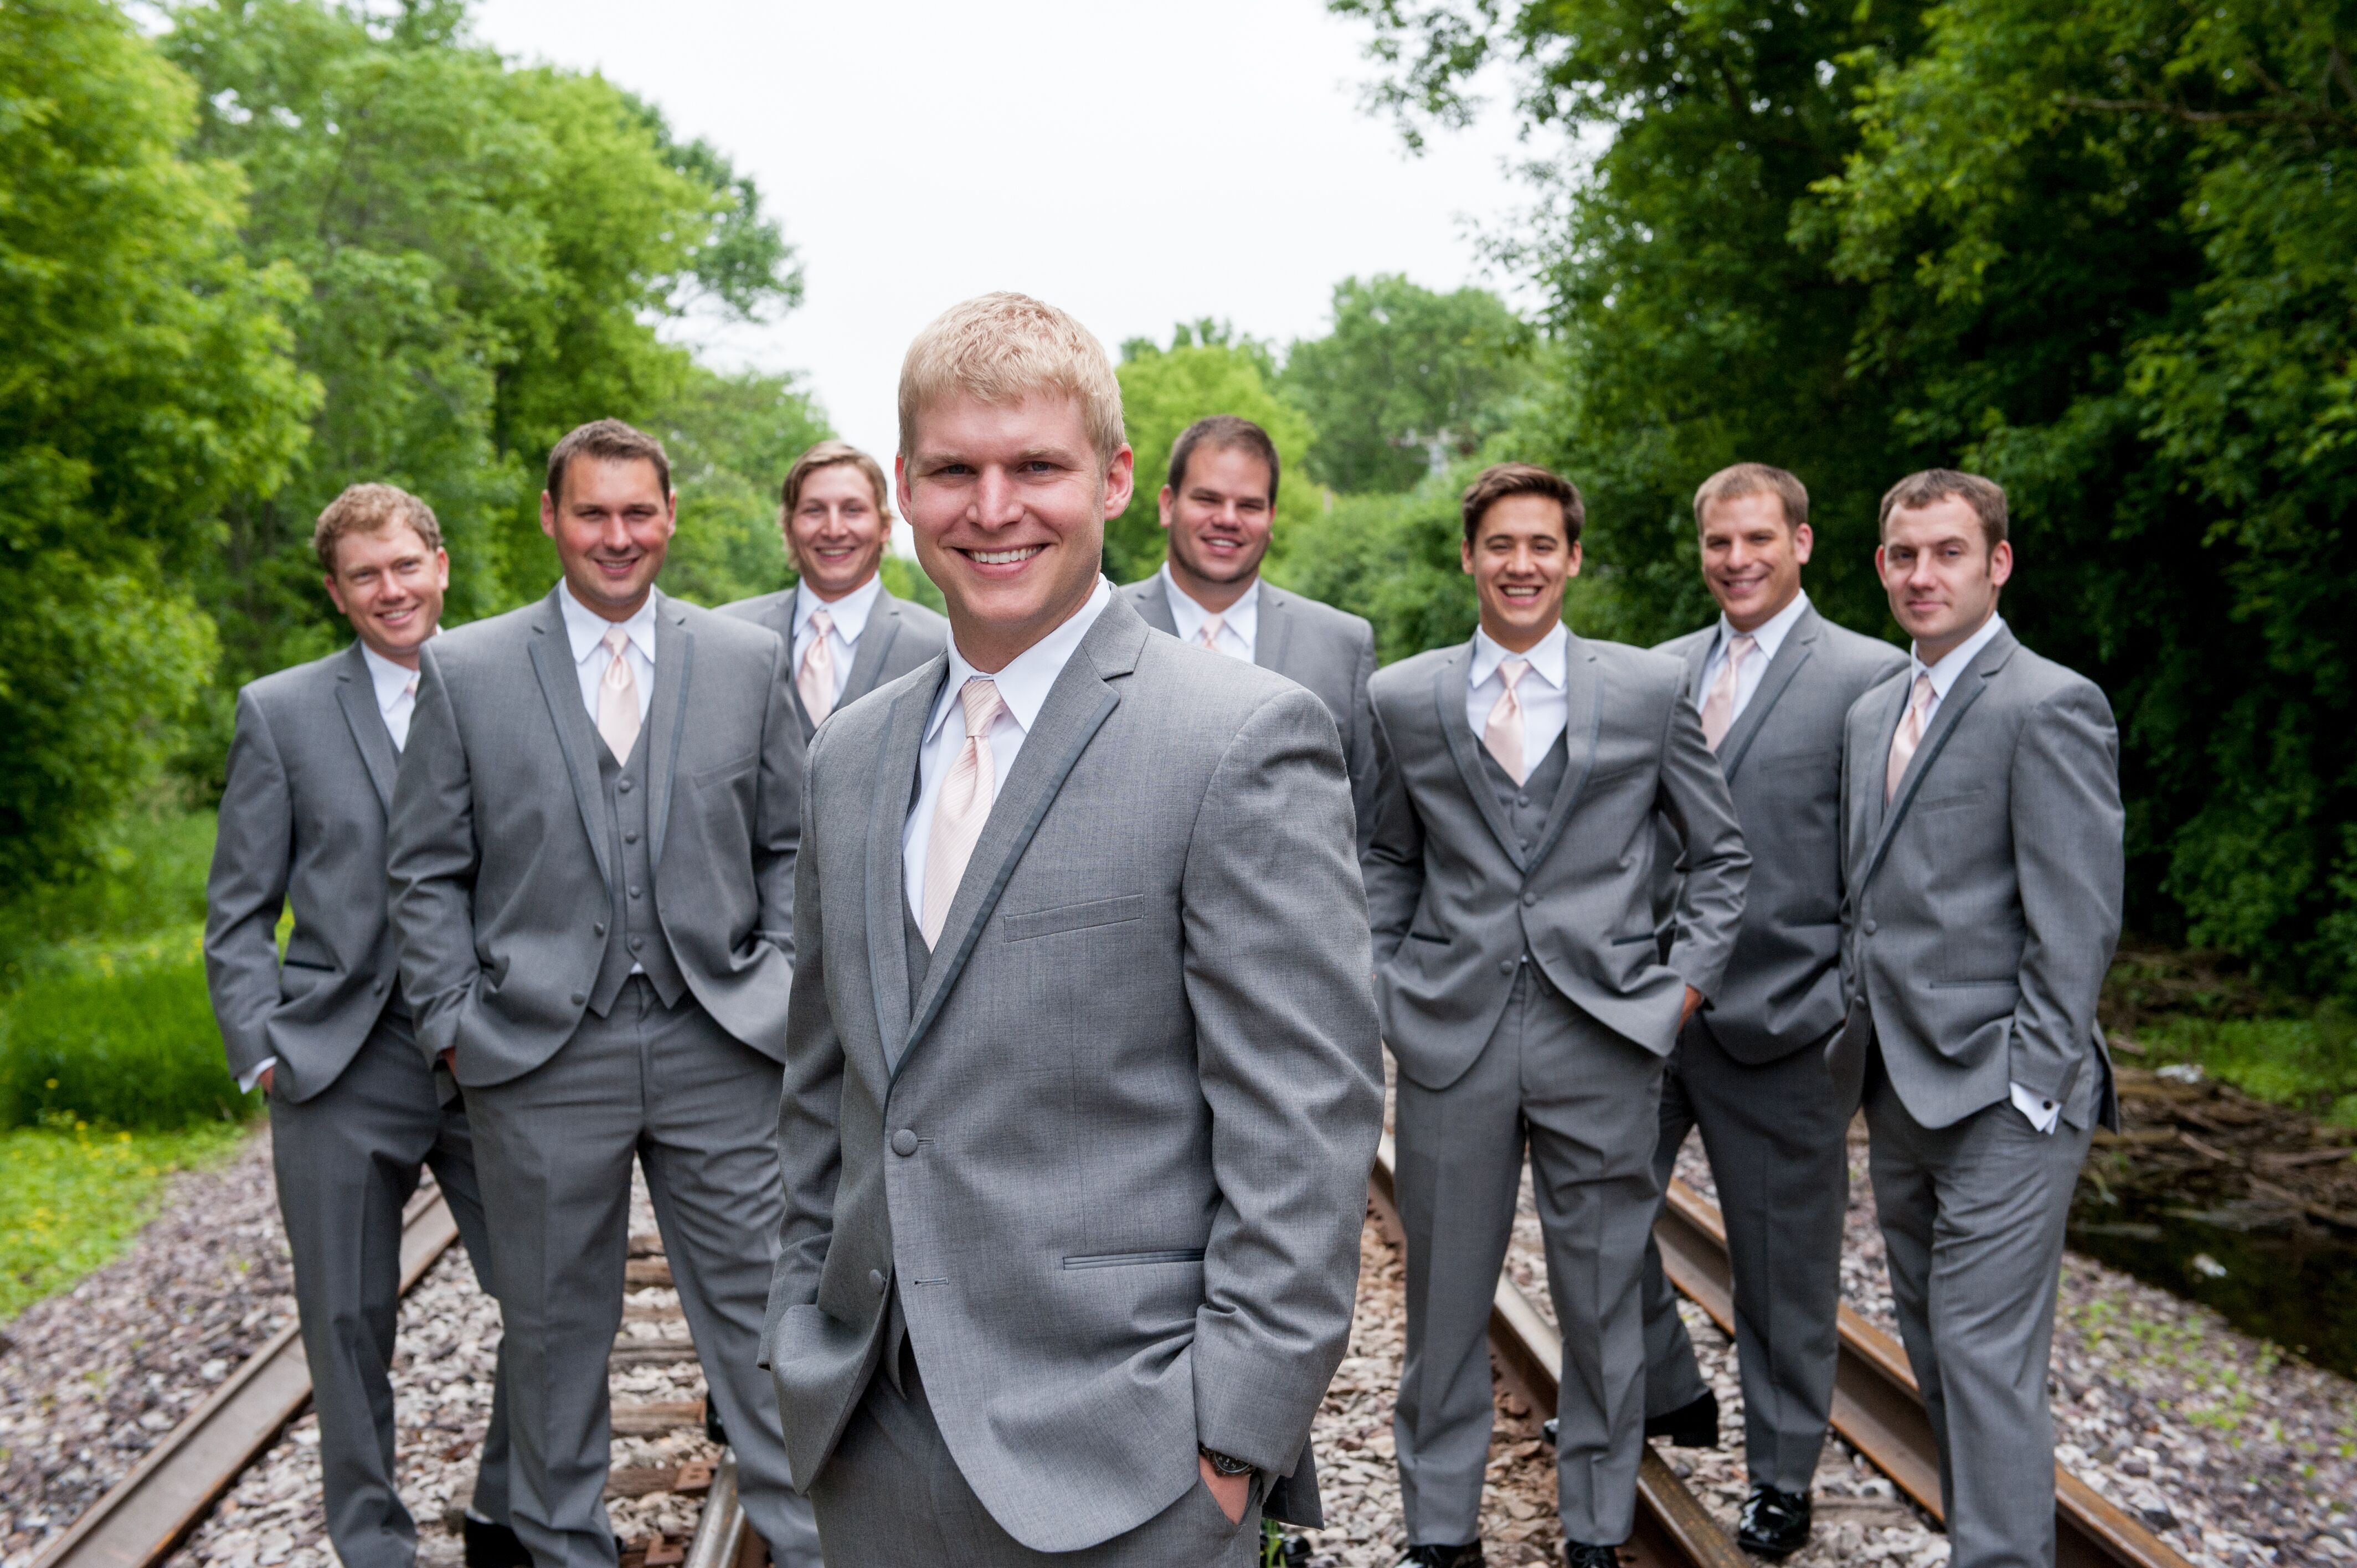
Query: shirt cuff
[
  {"left": 2010, "top": 1080, "right": 2060, "bottom": 1134},
  {"left": 238, "top": 1057, "right": 277, "bottom": 1095}
]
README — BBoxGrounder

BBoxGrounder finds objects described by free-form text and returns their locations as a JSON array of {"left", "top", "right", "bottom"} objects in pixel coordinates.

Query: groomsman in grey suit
[
  {"left": 206, "top": 484, "right": 523, "bottom": 1568},
  {"left": 1118, "top": 415, "right": 1381, "bottom": 852},
  {"left": 764, "top": 292, "right": 1383, "bottom": 1566},
  {"left": 1831, "top": 470, "right": 2122, "bottom": 1568},
  {"left": 1365, "top": 463, "right": 1749, "bottom": 1568},
  {"left": 721, "top": 437, "right": 949, "bottom": 744},
  {"left": 388, "top": 421, "right": 814, "bottom": 1568},
  {"left": 1640, "top": 464, "right": 1907, "bottom": 1557}
]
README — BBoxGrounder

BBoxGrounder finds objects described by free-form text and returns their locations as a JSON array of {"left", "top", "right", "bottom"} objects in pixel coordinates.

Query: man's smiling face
[{"left": 897, "top": 391, "right": 1134, "bottom": 672}]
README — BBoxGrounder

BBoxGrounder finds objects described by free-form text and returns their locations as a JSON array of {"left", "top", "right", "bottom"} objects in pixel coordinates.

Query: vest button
[
  {"left": 1498, "top": 959, "right": 1514, "bottom": 976},
  {"left": 1864, "top": 919, "right": 1879, "bottom": 935},
  {"left": 1517, "top": 795, "right": 1530, "bottom": 807},
  {"left": 594, "top": 923, "right": 606, "bottom": 937},
  {"left": 892, "top": 1129, "right": 919, "bottom": 1157},
  {"left": 571, "top": 992, "right": 586, "bottom": 1005},
  {"left": 869, "top": 1268, "right": 886, "bottom": 1293},
  {"left": 1523, "top": 891, "right": 1538, "bottom": 906},
  {"left": 619, "top": 780, "right": 633, "bottom": 793},
  {"left": 630, "top": 936, "right": 644, "bottom": 952},
  {"left": 625, "top": 831, "right": 639, "bottom": 844},
  {"left": 630, "top": 885, "right": 642, "bottom": 899}
]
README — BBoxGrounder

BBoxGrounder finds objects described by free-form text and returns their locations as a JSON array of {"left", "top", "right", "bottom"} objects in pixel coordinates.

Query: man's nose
[{"left": 973, "top": 471, "right": 1025, "bottom": 527}]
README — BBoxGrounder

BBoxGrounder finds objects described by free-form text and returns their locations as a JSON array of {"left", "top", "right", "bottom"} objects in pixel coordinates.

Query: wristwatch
[{"left": 1199, "top": 1445, "right": 1255, "bottom": 1477}]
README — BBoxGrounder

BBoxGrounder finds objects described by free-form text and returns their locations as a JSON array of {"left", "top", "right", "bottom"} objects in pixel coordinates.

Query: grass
[
  {"left": 2104, "top": 947, "right": 2357, "bottom": 1127},
  {"left": 0, "top": 1116, "right": 247, "bottom": 1320}
]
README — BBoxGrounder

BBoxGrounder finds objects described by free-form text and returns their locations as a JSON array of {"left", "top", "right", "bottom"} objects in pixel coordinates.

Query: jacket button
[
  {"left": 625, "top": 831, "right": 639, "bottom": 844},
  {"left": 869, "top": 1268, "right": 886, "bottom": 1294},
  {"left": 372, "top": 979, "right": 385, "bottom": 995},
  {"left": 1522, "top": 891, "right": 1538, "bottom": 906},
  {"left": 630, "top": 885, "right": 642, "bottom": 899},
  {"left": 1498, "top": 959, "right": 1515, "bottom": 976},
  {"left": 571, "top": 992, "right": 586, "bottom": 1005},
  {"left": 594, "top": 923, "right": 606, "bottom": 937},
  {"left": 892, "top": 1129, "right": 919, "bottom": 1157},
  {"left": 619, "top": 779, "right": 633, "bottom": 793},
  {"left": 1864, "top": 919, "right": 1879, "bottom": 936}
]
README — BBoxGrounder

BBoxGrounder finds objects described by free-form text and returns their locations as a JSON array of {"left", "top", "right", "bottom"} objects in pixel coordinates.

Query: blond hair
[
  {"left": 313, "top": 483, "right": 442, "bottom": 575},
  {"left": 897, "top": 292, "right": 1125, "bottom": 465},
  {"left": 1694, "top": 462, "right": 1809, "bottom": 533},
  {"left": 781, "top": 440, "right": 891, "bottom": 521}
]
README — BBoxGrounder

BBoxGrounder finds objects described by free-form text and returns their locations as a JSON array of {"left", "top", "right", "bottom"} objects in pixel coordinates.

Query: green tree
[
  {"left": 0, "top": 0, "right": 315, "bottom": 894},
  {"left": 1280, "top": 274, "right": 1535, "bottom": 494},
  {"left": 652, "top": 367, "right": 832, "bottom": 608},
  {"left": 1108, "top": 323, "right": 1318, "bottom": 586}
]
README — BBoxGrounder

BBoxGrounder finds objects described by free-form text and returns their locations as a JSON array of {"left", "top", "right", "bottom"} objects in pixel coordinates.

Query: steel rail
[
  {"left": 1651, "top": 1177, "right": 2193, "bottom": 1568},
  {"left": 33, "top": 1189, "right": 460, "bottom": 1568}
]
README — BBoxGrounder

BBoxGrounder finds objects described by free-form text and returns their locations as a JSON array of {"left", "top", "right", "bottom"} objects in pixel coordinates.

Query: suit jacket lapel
[
  {"left": 1527, "top": 633, "right": 1602, "bottom": 869},
  {"left": 1129, "top": 577, "right": 1180, "bottom": 637},
  {"left": 644, "top": 594, "right": 692, "bottom": 866},
  {"left": 1680, "top": 634, "right": 1712, "bottom": 708},
  {"left": 1435, "top": 646, "right": 1527, "bottom": 870},
  {"left": 1253, "top": 585, "right": 1293, "bottom": 675},
  {"left": 840, "top": 592, "right": 903, "bottom": 708},
  {"left": 754, "top": 593, "right": 817, "bottom": 740},
  {"left": 1858, "top": 629, "right": 2017, "bottom": 890},
  {"left": 332, "top": 643, "right": 399, "bottom": 812},
  {"left": 897, "top": 600, "right": 1145, "bottom": 1076},
  {"left": 864, "top": 662, "right": 939, "bottom": 1075},
  {"left": 1716, "top": 610, "right": 1818, "bottom": 782},
  {"left": 525, "top": 590, "right": 615, "bottom": 894}
]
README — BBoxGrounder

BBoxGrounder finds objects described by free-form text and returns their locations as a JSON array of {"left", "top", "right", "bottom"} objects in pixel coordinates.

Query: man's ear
[{"left": 1158, "top": 485, "right": 1176, "bottom": 530}]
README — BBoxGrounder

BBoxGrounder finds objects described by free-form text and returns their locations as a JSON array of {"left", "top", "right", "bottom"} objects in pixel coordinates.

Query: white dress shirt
[
  {"left": 903, "top": 577, "right": 1113, "bottom": 914},
  {"left": 1905, "top": 612, "right": 2054, "bottom": 1132},
  {"left": 1695, "top": 590, "right": 1810, "bottom": 723},
  {"left": 792, "top": 574, "right": 883, "bottom": 708},
  {"left": 1159, "top": 565, "right": 1258, "bottom": 661},
  {"left": 359, "top": 641, "right": 425, "bottom": 752},
  {"left": 558, "top": 580, "right": 656, "bottom": 726},
  {"left": 1467, "top": 622, "right": 1570, "bottom": 766}
]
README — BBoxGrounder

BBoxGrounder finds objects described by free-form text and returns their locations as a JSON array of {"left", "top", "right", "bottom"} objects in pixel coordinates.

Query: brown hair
[
  {"left": 545, "top": 419, "right": 671, "bottom": 506},
  {"left": 898, "top": 292, "right": 1125, "bottom": 465},
  {"left": 1167, "top": 415, "right": 1280, "bottom": 505},
  {"left": 1461, "top": 462, "right": 1584, "bottom": 546},
  {"left": 1877, "top": 468, "right": 2007, "bottom": 550},
  {"left": 781, "top": 440, "right": 891, "bottom": 521},
  {"left": 313, "top": 483, "right": 444, "bottom": 575},
  {"left": 1694, "top": 462, "right": 1809, "bottom": 533}
]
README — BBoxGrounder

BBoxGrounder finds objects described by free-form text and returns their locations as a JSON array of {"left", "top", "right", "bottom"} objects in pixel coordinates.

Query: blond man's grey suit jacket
[
  {"left": 387, "top": 587, "right": 801, "bottom": 1085},
  {"left": 761, "top": 592, "right": 1383, "bottom": 1553},
  {"left": 1830, "top": 626, "right": 2124, "bottom": 1130}
]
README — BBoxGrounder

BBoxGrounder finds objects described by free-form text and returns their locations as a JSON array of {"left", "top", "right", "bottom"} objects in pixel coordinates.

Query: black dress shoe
[
  {"left": 1563, "top": 1543, "right": 1622, "bottom": 1568},
  {"left": 1643, "top": 1389, "right": 1720, "bottom": 1448},
  {"left": 463, "top": 1516, "right": 531, "bottom": 1568},
  {"left": 1736, "top": 1484, "right": 1812, "bottom": 1559},
  {"left": 1396, "top": 1545, "right": 1485, "bottom": 1567}
]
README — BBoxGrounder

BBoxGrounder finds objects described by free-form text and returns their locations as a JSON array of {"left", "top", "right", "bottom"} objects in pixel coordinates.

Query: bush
[{"left": 0, "top": 930, "right": 253, "bottom": 1129}]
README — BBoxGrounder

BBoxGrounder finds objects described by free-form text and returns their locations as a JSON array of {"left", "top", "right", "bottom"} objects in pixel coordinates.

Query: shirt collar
[
  {"left": 1471, "top": 621, "right": 1568, "bottom": 692},
  {"left": 1911, "top": 611, "right": 2006, "bottom": 701},
  {"left": 358, "top": 639, "right": 424, "bottom": 715},
  {"left": 1716, "top": 590, "right": 1810, "bottom": 666},
  {"left": 928, "top": 576, "right": 1114, "bottom": 744},
  {"left": 1158, "top": 564, "right": 1260, "bottom": 648},
  {"left": 795, "top": 574, "right": 882, "bottom": 646},
  {"left": 559, "top": 580, "right": 660, "bottom": 667}
]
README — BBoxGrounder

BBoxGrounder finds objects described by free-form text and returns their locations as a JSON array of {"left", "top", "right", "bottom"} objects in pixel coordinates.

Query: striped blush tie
[
  {"left": 1483, "top": 658, "right": 1532, "bottom": 785},
  {"left": 920, "top": 679, "right": 1006, "bottom": 947},
  {"left": 1885, "top": 673, "right": 1934, "bottom": 803}
]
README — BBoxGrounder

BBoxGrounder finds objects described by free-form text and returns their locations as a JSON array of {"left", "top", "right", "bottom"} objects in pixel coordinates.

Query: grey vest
[
  {"left": 1478, "top": 731, "right": 1569, "bottom": 967},
  {"left": 588, "top": 735, "right": 687, "bottom": 1015}
]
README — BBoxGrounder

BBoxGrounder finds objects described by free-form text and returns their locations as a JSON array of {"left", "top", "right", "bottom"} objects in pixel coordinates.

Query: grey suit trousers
[
  {"left": 810, "top": 1348, "right": 1260, "bottom": 1567},
  {"left": 463, "top": 981, "right": 816, "bottom": 1568},
  {"left": 267, "top": 1009, "right": 511, "bottom": 1568},
  {"left": 1864, "top": 1050, "right": 2090, "bottom": 1568},
  {"left": 1393, "top": 968, "right": 1664, "bottom": 1546},
  {"left": 1639, "top": 1020, "right": 1846, "bottom": 1491}
]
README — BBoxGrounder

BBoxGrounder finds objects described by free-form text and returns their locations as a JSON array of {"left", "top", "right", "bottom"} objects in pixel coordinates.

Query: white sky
[{"left": 468, "top": 0, "right": 1541, "bottom": 473}]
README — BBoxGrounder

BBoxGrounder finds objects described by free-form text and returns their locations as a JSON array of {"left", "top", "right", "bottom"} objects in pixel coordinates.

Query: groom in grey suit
[
  {"left": 765, "top": 293, "right": 1383, "bottom": 1566},
  {"left": 1640, "top": 464, "right": 1906, "bottom": 1559},
  {"left": 1365, "top": 463, "right": 1748, "bottom": 1568},
  {"left": 389, "top": 421, "right": 814, "bottom": 1568},
  {"left": 1118, "top": 415, "right": 1380, "bottom": 854},
  {"left": 1831, "top": 470, "right": 2122, "bottom": 1568},
  {"left": 207, "top": 484, "right": 521, "bottom": 1568}
]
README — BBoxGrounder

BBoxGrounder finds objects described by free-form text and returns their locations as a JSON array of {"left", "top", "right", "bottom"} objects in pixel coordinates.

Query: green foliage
[
  {"left": 0, "top": 1118, "right": 248, "bottom": 1321},
  {"left": 1279, "top": 274, "right": 1536, "bottom": 494},
  {"left": 2135, "top": 1011, "right": 2357, "bottom": 1131},
  {"left": 0, "top": 809, "right": 218, "bottom": 978},
  {"left": 653, "top": 368, "right": 831, "bottom": 608},
  {"left": 1273, "top": 474, "right": 1477, "bottom": 664},
  {"left": 1109, "top": 324, "right": 1318, "bottom": 586},
  {"left": 0, "top": 927, "right": 249, "bottom": 1131},
  {"left": 0, "top": 0, "right": 315, "bottom": 895}
]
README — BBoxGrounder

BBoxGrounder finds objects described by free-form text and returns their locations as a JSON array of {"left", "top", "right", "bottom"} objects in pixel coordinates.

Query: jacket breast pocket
[
  {"left": 1002, "top": 894, "right": 1146, "bottom": 943},
  {"left": 689, "top": 752, "right": 758, "bottom": 791},
  {"left": 1913, "top": 788, "right": 1988, "bottom": 815}
]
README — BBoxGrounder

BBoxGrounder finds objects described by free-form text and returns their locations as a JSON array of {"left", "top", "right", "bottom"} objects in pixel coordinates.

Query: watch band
[{"left": 1198, "top": 1445, "right": 1254, "bottom": 1477}]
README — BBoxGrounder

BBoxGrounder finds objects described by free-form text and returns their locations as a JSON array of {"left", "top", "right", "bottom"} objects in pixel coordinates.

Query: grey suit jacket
[
  {"left": 205, "top": 643, "right": 410, "bottom": 1103},
  {"left": 762, "top": 593, "right": 1383, "bottom": 1553},
  {"left": 1653, "top": 607, "right": 1908, "bottom": 1064},
  {"left": 1831, "top": 626, "right": 2123, "bottom": 1131},
  {"left": 1120, "top": 574, "right": 1381, "bottom": 855},
  {"left": 387, "top": 587, "right": 801, "bottom": 1086},
  {"left": 718, "top": 582, "right": 950, "bottom": 742},
  {"left": 1364, "top": 632, "right": 1749, "bottom": 1090}
]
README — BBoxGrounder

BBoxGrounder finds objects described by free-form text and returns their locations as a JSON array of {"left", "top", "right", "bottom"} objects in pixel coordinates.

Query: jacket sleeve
[
  {"left": 2006, "top": 680, "right": 2124, "bottom": 1103},
  {"left": 1658, "top": 683, "right": 1749, "bottom": 1001},
  {"left": 204, "top": 688, "right": 291, "bottom": 1084},
  {"left": 385, "top": 646, "right": 481, "bottom": 1064},
  {"left": 1359, "top": 699, "right": 1426, "bottom": 968},
  {"left": 765, "top": 730, "right": 845, "bottom": 1342},
  {"left": 752, "top": 630, "right": 801, "bottom": 972},
  {"left": 1184, "top": 687, "right": 1384, "bottom": 1476}
]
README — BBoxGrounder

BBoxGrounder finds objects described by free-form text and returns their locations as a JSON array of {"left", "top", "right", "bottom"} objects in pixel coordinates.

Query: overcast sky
[{"left": 469, "top": 0, "right": 1540, "bottom": 471}]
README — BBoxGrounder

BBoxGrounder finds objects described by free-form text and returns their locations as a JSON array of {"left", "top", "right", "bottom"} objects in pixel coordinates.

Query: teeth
[{"left": 971, "top": 546, "right": 1043, "bottom": 565}]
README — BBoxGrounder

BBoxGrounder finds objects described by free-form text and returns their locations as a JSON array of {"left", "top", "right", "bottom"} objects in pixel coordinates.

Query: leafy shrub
[{"left": 0, "top": 931, "right": 253, "bottom": 1129}]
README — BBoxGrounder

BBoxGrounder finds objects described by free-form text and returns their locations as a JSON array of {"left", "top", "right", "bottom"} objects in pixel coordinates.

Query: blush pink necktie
[
  {"left": 1197, "top": 614, "right": 1229, "bottom": 656},
  {"left": 921, "top": 679, "right": 1007, "bottom": 947},
  {"left": 597, "top": 627, "right": 641, "bottom": 762},
  {"left": 1698, "top": 633, "right": 1757, "bottom": 752},
  {"left": 1886, "top": 673, "right": 1934, "bottom": 804},
  {"left": 799, "top": 608, "right": 837, "bottom": 723},
  {"left": 1484, "top": 658, "right": 1532, "bottom": 785}
]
